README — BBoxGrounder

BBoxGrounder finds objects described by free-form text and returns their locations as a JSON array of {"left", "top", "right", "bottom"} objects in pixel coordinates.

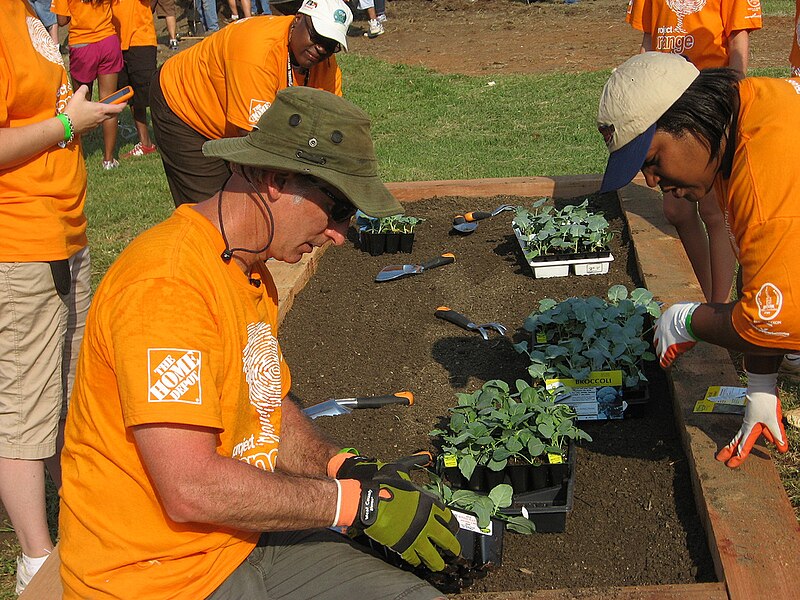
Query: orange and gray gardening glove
[
  {"left": 716, "top": 372, "right": 789, "bottom": 468},
  {"left": 333, "top": 478, "right": 461, "bottom": 571},
  {"left": 327, "top": 450, "right": 433, "bottom": 482},
  {"left": 654, "top": 302, "right": 701, "bottom": 368}
]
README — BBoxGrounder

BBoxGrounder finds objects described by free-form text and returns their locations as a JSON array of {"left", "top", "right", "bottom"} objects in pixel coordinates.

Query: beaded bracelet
[{"left": 55, "top": 113, "right": 74, "bottom": 148}]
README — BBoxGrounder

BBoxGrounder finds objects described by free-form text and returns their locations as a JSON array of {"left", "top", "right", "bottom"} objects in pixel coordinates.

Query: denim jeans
[
  {"left": 195, "top": 0, "right": 219, "bottom": 32},
  {"left": 252, "top": 0, "right": 271, "bottom": 14}
]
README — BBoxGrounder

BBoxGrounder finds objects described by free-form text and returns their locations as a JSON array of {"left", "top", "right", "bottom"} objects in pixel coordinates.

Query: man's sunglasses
[
  {"left": 306, "top": 176, "right": 356, "bottom": 223},
  {"left": 304, "top": 15, "right": 342, "bottom": 54}
]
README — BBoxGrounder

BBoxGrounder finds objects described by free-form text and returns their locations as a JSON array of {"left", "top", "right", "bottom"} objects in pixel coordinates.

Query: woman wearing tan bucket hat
[
  {"left": 150, "top": 0, "right": 353, "bottom": 207},
  {"left": 597, "top": 52, "right": 800, "bottom": 468}
]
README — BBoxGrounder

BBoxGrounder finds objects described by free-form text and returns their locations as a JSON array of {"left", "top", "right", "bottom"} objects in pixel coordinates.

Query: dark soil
[{"left": 279, "top": 193, "right": 716, "bottom": 593}]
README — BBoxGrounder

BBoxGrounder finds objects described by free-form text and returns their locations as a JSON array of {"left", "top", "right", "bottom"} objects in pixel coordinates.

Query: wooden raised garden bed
[{"left": 20, "top": 176, "right": 800, "bottom": 599}]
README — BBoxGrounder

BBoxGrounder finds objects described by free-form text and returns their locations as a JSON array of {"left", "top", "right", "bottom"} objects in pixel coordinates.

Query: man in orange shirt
[
  {"left": 625, "top": 0, "right": 762, "bottom": 306},
  {"left": 60, "top": 86, "right": 458, "bottom": 599},
  {"left": 597, "top": 53, "right": 800, "bottom": 468},
  {"left": 112, "top": 0, "right": 158, "bottom": 158},
  {"left": 150, "top": 0, "right": 351, "bottom": 206}
]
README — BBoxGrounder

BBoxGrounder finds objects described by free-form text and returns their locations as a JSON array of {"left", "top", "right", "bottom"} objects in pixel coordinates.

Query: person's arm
[
  {"left": 640, "top": 32, "right": 653, "bottom": 53},
  {"left": 132, "top": 422, "right": 340, "bottom": 531},
  {"left": 688, "top": 302, "right": 786, "bottom": 355},
  {"left": 727, "top": 29, "right": 750, "bottom": 75},
  {"left": 657, "top": 301, "right": 788, "bottom": 358},
  {"left": 0, "top": 86, "right": 125, "bottom": 169},
  {"left": 275, "top": 395, "right": 340, "bottom": 478},
  {"left": 57, "top": 15, "right": 70, "bottom": 27}
]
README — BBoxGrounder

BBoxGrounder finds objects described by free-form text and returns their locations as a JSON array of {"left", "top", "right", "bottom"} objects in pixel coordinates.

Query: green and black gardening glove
[
  {"left": 328, "top": 450, "right": 432, "bottom": 482},
  {"left": 351, "top": 478, "right": 461, "bottom": 571}
]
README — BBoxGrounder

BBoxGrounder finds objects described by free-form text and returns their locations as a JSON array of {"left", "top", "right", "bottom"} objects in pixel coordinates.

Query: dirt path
[
  {"left": 163, "top": 1, "right": 793, "bottom": 75},
  {"left": 343, "top": 0, "right": 793, "bottom": 75}
]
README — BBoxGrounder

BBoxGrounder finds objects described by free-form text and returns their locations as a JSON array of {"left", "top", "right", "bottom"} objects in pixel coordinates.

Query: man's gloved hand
[
  {"left": 356, "top": 478, "right": 460, "bottom": 572},
  {"left": 328, "top": 451, "right": 432, "bottom": 482},
  {"left": 716, "top": 372, "right": 789, "bottom": 468},
  {"left": 653, "top": 302, "right": 701, "bottom": 368}
]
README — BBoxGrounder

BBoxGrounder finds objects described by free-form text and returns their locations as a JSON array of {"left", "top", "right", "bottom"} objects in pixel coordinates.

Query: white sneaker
[
  {"left": 780, "top": 354, "right": 800, "bottom": 379},
  {"left": 102, "top": 159, "right": 120, "bottom": 170},
  {"left": 367, "top": 19, "right": 384, "bottom": 38},
  {"left": 377, "top": 13, "right": 387, "bottom": 23},
  {"left": 16, "top": 554, "right": 48, "bottom": 595}
]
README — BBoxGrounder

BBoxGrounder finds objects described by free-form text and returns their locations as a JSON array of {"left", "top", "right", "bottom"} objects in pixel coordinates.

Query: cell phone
[{"left": 99, "top": 86, "right": 133, "bottom": 105}]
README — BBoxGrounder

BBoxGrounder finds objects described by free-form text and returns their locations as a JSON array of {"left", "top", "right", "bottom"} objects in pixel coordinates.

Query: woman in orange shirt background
[
  {"left": 625, "top": 0, "right": 762, "bottom": 305},
  {"left": 0, "top": 2, "right": 124, "bottom": 593},
  {"left": 52, "top": 0, "right": 124, "bottom": 170}
]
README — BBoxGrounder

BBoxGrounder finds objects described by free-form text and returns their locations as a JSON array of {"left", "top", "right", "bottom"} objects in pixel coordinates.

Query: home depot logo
[
  {"left": 148, "top": 349, "right": 202, "bottom": 404},
  {"left": 248, "top": 99, "right": 271, "bottom": 125}
]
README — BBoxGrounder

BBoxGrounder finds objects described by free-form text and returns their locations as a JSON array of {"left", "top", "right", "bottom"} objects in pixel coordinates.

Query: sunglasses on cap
[
  {"left": 306, "top": 176, "right": 356, "bottom": 223},
  {"left": 304, "top": 15, "right": 342, "bottom": 55}
]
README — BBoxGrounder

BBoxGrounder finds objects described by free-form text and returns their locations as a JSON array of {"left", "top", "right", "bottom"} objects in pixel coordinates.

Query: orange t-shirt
[
  {"left": 714, "top": 77, "right": 800, "bottom": 350},
  {"left": 791, "top": 0, "right": 800, "bottom": 75},
  {"left": 626, "top": 0, "right": 762, "bottom": 68},
  {"left": 159, "top": 16, "right": 342, "bottom": 140},
  {"left": 59, "top": 206, "right": 292, "bottom": 599},
  {"left": 51, "top": 0, "right": 117, "bottom": 45},
  {"left": 112, "top": 0, "right": 157, "bottom": 50},
  {"left": 0, "top": 3, "right": 87, "bottom": 261}
]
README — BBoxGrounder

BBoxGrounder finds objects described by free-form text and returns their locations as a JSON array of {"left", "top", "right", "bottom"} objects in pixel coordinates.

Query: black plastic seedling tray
[{"left": 500, "top": 442, "right": 576, "bottom": 533}]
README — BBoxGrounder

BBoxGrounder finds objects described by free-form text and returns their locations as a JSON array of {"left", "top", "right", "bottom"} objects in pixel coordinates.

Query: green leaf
[
  {"left": 504, "top": 515, "right": 537, "bottom": 534},
  {"left": 471, "top": 497, "right": 495, "bottom": 528},
  {"left": 488, "top": 483, "right": 514, "bottom": 508},
  {"left": 486, "top": 458, "right": 507, "bottom": 471},
  {"left": 459, "top": 455, "right": 477, "bottom": 480},
  {"left": 527, "top": 438, "right": 546, "bottom": 457}
]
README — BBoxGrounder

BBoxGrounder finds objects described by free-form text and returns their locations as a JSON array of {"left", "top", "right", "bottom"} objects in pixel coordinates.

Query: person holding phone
[
  {"left": 52, "top": 0, "right": 125, "bottom": 170},
  {"left": 150, "top": 0, "right": 351, "bottom": 206},
  {"left": 0, "top": 2, "right": 124, "bottom": 593}
]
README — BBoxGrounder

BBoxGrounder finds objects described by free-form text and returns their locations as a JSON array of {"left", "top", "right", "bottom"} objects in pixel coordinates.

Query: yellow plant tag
[
  {"left": 693, "top": 399, "right": 715, "bottom": 413},
  {"left": 536, "top": 332, "right": 547, "bottom": 344},
  {"left": 443, "top": 454, "right": 458, "bottom": 468},
  {"left": 547, "top": 453, "right": 563, "bottom": 464}
]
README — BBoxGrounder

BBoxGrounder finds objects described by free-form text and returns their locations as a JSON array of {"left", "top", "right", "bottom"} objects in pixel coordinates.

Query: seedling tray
[
  {"left": 500, "top": 442, "right": 576, "bottom": 533},
  {"left": 513, "top": 227, "right": 613, "bottom": 278}
]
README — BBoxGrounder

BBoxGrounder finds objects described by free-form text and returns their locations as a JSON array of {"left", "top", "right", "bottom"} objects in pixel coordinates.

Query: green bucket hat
[{"left": 202, "top": 87, "right": 403, "bottom": 218}]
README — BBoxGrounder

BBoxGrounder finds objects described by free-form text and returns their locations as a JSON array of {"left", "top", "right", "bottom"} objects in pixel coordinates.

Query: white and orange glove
[
  {"left": 716, "top": 372, "right": 790, "bottom": 468},
  {"left": 653, "top": 302, "right": 701, "bottom": 368}
]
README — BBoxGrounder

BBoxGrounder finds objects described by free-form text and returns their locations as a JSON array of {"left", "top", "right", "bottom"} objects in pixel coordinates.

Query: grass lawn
[{"left": 1, "top": 51, "right": 797, "bottom": 597}]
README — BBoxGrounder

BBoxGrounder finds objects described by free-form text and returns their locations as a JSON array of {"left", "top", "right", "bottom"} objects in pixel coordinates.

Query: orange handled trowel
[{"left": 303, "top": 391, "right": 414, "bottom": 419}]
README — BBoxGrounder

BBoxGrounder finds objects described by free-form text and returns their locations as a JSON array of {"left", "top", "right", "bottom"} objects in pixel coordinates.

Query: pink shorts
[{"left": 69, "top": 34, "right": 123, "bottom": 84}]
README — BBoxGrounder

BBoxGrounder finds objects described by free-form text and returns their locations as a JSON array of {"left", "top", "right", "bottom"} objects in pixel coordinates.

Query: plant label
[
  {"left": 693, "top": 386, "right": 747, "bottom": 415},
  {"left": 452, "top": 510, "right": 493, "bottom": 536},
  {"left": 546, "top": 370, "right": 625, "bottom": 420}
]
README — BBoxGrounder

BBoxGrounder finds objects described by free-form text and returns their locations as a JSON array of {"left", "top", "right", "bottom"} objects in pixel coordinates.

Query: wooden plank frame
[{"left": 22, "top": 175, "right": 800, "bottom": 599}]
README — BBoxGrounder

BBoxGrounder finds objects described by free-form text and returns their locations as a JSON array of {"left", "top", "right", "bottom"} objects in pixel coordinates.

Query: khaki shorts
[
  {"left": 206, "top": 529, "right": 442, "bottom": 600},
  {"left": 0, "top": 247, "right": 91, "bottom": 459},
  {"left": 154, "top": 0, "right": 176, "bottom": 18}
]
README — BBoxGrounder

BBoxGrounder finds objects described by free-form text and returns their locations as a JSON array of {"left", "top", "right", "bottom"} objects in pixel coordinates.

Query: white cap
[
  {"left": 597, "top": 52, "right": 699, "bottom": 193},
  {"left": 297, "top": 0, "right": 353, "bottom": 52}
]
